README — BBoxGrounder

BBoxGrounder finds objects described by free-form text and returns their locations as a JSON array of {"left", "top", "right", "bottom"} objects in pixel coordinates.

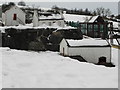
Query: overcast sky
[
  {"left": 0, "top": 0, "right": 119, "bottom": 2},
  {"left": 0, "top": 0, "right": 119, "bottom": 15}
]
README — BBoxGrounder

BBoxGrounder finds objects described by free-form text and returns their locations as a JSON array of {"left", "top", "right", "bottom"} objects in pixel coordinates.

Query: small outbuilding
[
  {"left": 60, "top": 38, "right": 111, "bottom": 64},
  {"left": 2, "top": 6, "right": 25, "bottom": 26}
]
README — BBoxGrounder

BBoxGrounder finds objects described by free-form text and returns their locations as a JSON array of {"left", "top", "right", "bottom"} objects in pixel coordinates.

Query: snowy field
[{"left": 1, "top": 47, "right": 118, "bottom": 88}]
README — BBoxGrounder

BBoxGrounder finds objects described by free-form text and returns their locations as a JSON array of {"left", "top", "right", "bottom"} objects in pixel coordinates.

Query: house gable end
[{"left": 5, "top": 6, "right": 25, "bottom": 15}]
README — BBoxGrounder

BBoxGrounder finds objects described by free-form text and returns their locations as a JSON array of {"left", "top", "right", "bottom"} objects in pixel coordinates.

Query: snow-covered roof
[
  {"left": 17, "top": 5, "right": 52, "bottom": 11},
  {"left": 88, "top": 16, "right": 99, "bottom": 23},
  {"left": 39, "top": 14, "right": 63, "bottom": 20},
  {"left": 38, "top": 11, "right": 64, "bottom": 20},
  {"left": 17, "top": 5, "right": 34, "bottom": 9},
  {"left": 66, "top": 39, "right": 110, "bottom": 47},
  {"left": 39, "top": 7, "right": 52, "bottom": 11},
  {"left": 63, "top": 14, "right": 99, "bottom": 23}
]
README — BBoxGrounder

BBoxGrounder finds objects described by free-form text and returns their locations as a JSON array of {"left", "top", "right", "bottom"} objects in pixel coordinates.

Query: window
[{"left": 13, "top": 14, "right": 17, "bottom": 20}]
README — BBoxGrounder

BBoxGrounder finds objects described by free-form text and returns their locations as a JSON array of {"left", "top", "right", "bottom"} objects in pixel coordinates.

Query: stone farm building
[
  {"left": 33, "top": 10, "right": 65, "bottom": 27},
  {"left": 2, "top": 5, "right": 26, "bottom": 26},
  {"left": 60, "top": 38, "right": 111, "bottom": 64},
  {"left": 63, "top": 14, "right": 111, "bottom": 39}
]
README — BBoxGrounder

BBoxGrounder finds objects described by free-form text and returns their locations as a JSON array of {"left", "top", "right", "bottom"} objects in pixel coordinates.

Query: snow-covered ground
[{"left": 1, "top": 47, "right": 118, "bottom": 88}]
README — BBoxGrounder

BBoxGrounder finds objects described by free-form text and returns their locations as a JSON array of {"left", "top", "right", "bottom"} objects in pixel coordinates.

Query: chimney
[{"left": 33, "top": 10, "right": 39, "bottom": 27}]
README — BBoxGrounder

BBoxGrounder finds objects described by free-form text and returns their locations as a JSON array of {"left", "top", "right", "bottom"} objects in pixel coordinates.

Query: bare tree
[
  {"left": 95, "top": 7, "right": 111, "bottom": 17},
  {"left": 105, "top": 8, "right": 111, "bottom": 17}
]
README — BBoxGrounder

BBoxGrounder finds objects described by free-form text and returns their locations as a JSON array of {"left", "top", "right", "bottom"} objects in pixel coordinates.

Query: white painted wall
[
  {"left": 39, "top": 20, "right": 64, "bottom": 27},
  {"left": 60, "top": 39, "right": 111, "bottom": 64},
  {"left": 118, "top": 49, "right": 120, "bottom": 65},
  {"left": 68, "top": 47, "right": 111, "bottom": 63},
  {"left": 39, "top": 21, "right": 53, "bottom": 26},
  {"left": 38, "top": 20, "right": 65, "bottom": 27},
  {"left": 57, "top": 20, "right": 65, "bottom": 27},
  {"left": 60, "top": 39, "right": 68, "bottom": 56},
  {"left": 4, "top": 6, "right": 25, "bottom": 26}
]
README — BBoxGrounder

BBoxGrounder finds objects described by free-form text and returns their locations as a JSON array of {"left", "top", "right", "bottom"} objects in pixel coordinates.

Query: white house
[
  {"left": 60, "top": 38, "right": 111, "bottom": 64},
  {"left": 2, "top": 6, "right": 25, "bottom": 26},
  {"left": 33, "top": 11, "right": 65, "bottom": 27}
]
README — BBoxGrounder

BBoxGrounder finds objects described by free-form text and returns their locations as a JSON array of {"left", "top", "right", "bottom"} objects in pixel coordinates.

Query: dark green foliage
[
  {"left": 116, "top": 15, "right": 120, "bottom": 19},
  {"left": 2, "top": 2, "right": 15, "bottom": 13},
  {"left": 50, "top": 28, "right": 83, "bottom": 48},
  {"left": 2, "top": 28, "right": 83, "bottom": 51},
  {"left": 18, "top": 1, "right": 26, "bottom": 6},
  {"left": 28, "top": 40, "right": 46, "bottom": 51}
]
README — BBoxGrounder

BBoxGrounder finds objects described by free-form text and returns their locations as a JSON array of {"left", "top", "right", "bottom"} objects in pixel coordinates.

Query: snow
[
  {"left": 17, "top": 5, "right": 36, "bottom": 10},
  {"left": 0, "top": 27, "right": 5, "bottom": 33},
  {"left": 39, "top": 14, "right": 62, "bottom": 20},
  {"left": 111, "top": 48, "right": 118, "bottom": 66},
  {"left": 1, "top": 47, "right": 118, "bottom": 88},
  {"left": 0, "top": 24, "right": 75, "bottom": 33},
  {"left": 39, "top": 7, "right": 51, "bottom": 11},
  {"left": 66, "top": 39, "right": 109, "bottom": 46},
  {"left": 63, "top": 14, "right": 96, "bottom": 23},
  {"left": 89, "top": 16, "right": 98, "bottom": 23},
  {"left": 107, "top": 20, "right": 118, "bottom": 29},
  {"left": 112, "top": 21, "right": 118, "bottom": 29},
  {"left": 17, "top": 5, "right": 51, "bottom": 11},
  {"left": 113, "top": 39, "right": 119, "bottom": 45}
]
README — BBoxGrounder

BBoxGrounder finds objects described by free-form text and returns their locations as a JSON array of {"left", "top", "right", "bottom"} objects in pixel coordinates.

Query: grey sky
[
  {"left": 0, "top": 0, "right": 119, "bottom": 15},
  {"left": 0, "top": 0, "right": 119, "bottom": 2},
  {"left": 28, "top": 2, "right": 119, "bottom": 15}
]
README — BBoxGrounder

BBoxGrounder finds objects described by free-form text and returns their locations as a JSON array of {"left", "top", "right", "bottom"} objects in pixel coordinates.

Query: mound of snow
[{"left": 1, "top": 47, "right": 118, "bottom": 88}]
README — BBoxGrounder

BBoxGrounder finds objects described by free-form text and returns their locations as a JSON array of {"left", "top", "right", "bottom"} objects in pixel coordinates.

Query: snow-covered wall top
[{"left": 66, "top": 39, "right": 110, "bottom": 46}]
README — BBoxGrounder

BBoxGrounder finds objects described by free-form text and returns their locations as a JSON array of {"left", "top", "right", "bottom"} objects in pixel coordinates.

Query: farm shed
[
  {"left": 2, "top": 6, "right": 26, "bottom": 26},
  {"left": 60, "top": 38, "right": 111, "bottom": 64}
]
